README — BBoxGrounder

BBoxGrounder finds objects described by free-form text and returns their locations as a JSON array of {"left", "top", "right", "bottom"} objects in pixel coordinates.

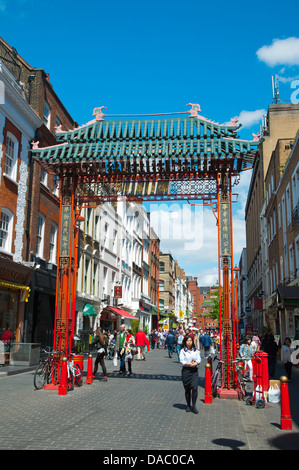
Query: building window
[
  {"left": 84, "top": 257, "right": 90, "bottom": 293},
  {"left": 93, "top": 262, "right": 98, "bottom": 296},
  {"left": 278, "top": 203, "right": 281, "bottom": 229},
  {"left": 0, "top": 208, "right": 13, "bottom": 253},
  {"left": 289, "top": 243, "right": 295, "bottom": 280},
  {"left": 55, "top": 116, "right": 61, "bottom": 129},
  {"left": 4, "top": 133, "right": 18, "bottom": 181},
  {"left": 43, "top": 101, "right": 51, "bottom": 129},
  {"left": 159, "top": 261, "right": 165, "bottom": 272},
  {"left": 36, "top": 213, "right": 45, "bottom": 258},
  {"left": 159, "top": 280, "right": 165, "bottom": 291},
  {"left": 53, "top": 174, "right": 59, "bottom": 197},
  {"left": 49, "top": 222, "right": 58, "bottom": 263},
  {"left": 286, "top": 184, "right": 292, "bottom": 225},
  {"left": 41, "top": 168, "right": 48, "bottom": 187},
  {"left": 295, "top": 236, "right": 299, "bottom": 279},
  {"left": 292, "top": 163, "right": 299, "bottom": 210}
]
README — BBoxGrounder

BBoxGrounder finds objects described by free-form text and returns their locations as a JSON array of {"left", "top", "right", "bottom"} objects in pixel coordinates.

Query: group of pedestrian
[
  {"left": 92, "top": 324, "right": 149, "bottom": 379},
  {"left": 238, "top": 330, "right": 295, "bottom": 381}
]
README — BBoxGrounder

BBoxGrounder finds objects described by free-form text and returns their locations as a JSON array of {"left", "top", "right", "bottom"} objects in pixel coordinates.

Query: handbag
[{"left": 113, "top": 353, "right": 118, "bottom": 367}]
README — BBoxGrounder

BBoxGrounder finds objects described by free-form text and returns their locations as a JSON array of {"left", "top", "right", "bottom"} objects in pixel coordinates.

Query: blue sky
[{"left": 1, "top": 0, "right": 299, "bottom": 284}]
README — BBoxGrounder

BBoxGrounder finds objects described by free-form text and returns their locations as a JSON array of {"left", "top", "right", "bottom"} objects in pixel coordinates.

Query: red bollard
[
  {"left": 86, "top": 354, "right": 93, "bottom": 384},
  {"left": 58, "top": 357, "right": 68, "bottom": 396},
  {"left": 205, "top": 363, "right": 213, "bottom": 404},
  {"left": 280, "top": 376, "right": 292, "bottom": 430},
  {"left": 148, "top": 340, "right": 150, "bottom": 352}
]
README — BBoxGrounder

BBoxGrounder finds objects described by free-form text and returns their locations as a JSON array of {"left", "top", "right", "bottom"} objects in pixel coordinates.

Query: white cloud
[
  {"left": 233, "top": 109, "right": 266, "bottom": 129},
  {"left": 149, "top": 196, "right": 247, "bottom": 284},
  {"left": 256, "top": 37, "right": 299, "bottom": 67},
  {"left": 277, "top": 74, "right": 299, "bottom": 83}
]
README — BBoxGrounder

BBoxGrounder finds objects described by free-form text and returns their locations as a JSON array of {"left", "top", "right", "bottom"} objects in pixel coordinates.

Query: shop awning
[
  {"left": 277, "top": 285, "right": 299, "bottom": 308},
  {"left": 106, "top": 306, "right": 138, "bottom": 320},
  {"left": 82, "top": 303, "right": 97, "bottom": 317},
  {"left": 0, "top": 281, "right": 30, "bottom": 302}
]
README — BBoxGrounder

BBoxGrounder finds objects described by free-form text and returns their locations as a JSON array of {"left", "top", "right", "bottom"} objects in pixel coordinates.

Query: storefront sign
[{"left": 114, "top": 286, "right": 122, "bottom": 298}]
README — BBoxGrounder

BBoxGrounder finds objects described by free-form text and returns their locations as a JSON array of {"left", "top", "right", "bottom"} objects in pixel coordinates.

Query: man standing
[
  {"left": 166, "top": 329, "right": 175, "bottom": 358},
  {"left": 202, "top": 332, "right": 212, "bottom": 358},
  {"left": 135, "top": 328, "right": 148, "bottom": 361},
  {"left": 176, "top": 328, "right": 185, "bottom": 362},
  {"left": 116, "top": 324, "right": 127, "bottom": 374}
]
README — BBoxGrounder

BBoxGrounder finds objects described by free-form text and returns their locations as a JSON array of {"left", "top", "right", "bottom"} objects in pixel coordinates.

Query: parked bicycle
[
  {"left": 34, "top": 348, "right": 82, "bottom": 390},
  {"left": 34, "top": 349, "right": 55, "bottom": 390},
  {"left": 232, "top": 359, "right": 252, "bottom": 400},
  {"left": 211, "top": 356, "right": 223, "bottom": 397},
  {"left": 64, "top": 351, "right": 83, "bottom": 390}
]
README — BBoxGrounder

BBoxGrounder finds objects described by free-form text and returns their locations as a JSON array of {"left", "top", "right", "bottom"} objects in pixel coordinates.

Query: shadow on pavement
[
  {"left": 270, "top": 432, "right": 299, "bottom": 450},
  {"left": 92, "top": 372, "right": 182, "bottom": 381},
  {"left": 212, "top": 438, "right": 246, "bottom": 450}
]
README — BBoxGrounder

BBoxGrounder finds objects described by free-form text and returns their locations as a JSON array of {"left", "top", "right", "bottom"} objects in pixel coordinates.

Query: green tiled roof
[{"left": 31, "top": 116, "right": 260, "bottom": 172}]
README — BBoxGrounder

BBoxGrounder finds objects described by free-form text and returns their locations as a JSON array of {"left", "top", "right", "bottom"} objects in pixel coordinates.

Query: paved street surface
[{"left": 0, "top": 347, "right": 299, "bottom": 453}]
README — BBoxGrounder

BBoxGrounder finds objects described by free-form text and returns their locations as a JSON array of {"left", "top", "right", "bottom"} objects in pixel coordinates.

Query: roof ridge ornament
[
  {"left": 186, "top": 103, "right": 201, "bottom": 118},
  {"left": 93, "top": 106, "right": 107, "bottom": 121},
  {"left": 31, "top": 140, "right": 39, "bottom": 149},
  {"left": 252, "top": 132, "right": 261, "bottom": 142}
]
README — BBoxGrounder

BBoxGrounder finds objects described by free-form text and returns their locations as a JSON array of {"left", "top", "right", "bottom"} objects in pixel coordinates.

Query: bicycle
[
  {"left": 59, "top": 348, "right": 83, "bottom": 390},
  {"left": 232, "top": 359, "right": 252, "bottom": 400},
  {"left": 211, "top": 356, "right": 223, "bottom": 397},
  {"left": 34, "top": 348, "right": 82, "bottom": 390},
  {"left": 34, "top": 349, "right": 55, "bottom": 390}
]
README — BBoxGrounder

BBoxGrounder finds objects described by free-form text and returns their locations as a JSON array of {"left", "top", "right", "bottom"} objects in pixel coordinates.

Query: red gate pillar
[
  {"left": 217, "top": 173, "right": 238, "bottom": 399},
  {"left": 52, "top": 174, "right": 79, "bottom": 384}
]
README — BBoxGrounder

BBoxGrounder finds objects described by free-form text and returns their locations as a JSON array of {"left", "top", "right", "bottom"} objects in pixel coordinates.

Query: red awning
[{"left": 106, "top": 306, "right": 138, "bottom": 320}]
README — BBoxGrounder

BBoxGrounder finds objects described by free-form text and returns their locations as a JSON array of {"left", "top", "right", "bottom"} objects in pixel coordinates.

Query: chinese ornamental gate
[{"left": 31, "top": 104, "right": 260, "bottom": 392}]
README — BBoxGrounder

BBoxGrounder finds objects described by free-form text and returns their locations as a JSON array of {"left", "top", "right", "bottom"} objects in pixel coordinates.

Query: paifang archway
[{"left": 31, "top": 104, "right": 260, "bottom": 395}]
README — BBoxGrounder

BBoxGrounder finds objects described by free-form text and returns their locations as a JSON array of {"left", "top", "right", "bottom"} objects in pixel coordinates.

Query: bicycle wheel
[
  {"left": 67, "top": 367, "right": 74, "bottom": 391},
  {"left": 236, "top": 372, "right": 246, "bottom": 400},
  {"left": 211, "top": 371, "right": 220, "bottom": 397},
  {"left": 59, "top": 364, "right": 74, "bottom": 391},
  {"left": 74, "top": 364, "right": 82, "bottom": 387},
  {"left": 34, "top": 362, "right": 48, "bottom": 389}
]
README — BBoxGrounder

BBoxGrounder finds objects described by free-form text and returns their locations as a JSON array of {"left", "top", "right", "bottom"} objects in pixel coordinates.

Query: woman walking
[
  {"left": 179, "top": 334, "right": 201, "bottom": 414},
  {"left": 281, "top": 337, "right": 293, "bottom": 380},
  {"left": 120, "top": 329, "right": 135, "bottom": 376},
  {"left": 92, "top": 328, "right": 108, "bottom": 381}
]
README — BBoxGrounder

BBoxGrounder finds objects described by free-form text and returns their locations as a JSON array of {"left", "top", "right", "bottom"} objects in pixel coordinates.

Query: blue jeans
[
  {"left": 119, "top": 349, "right": 126, "bottom": 372},
  {"left": 176, "top": 344, "right": 182, "bottom": 361},
  {"left": 167, "top": 345, "right": 174, "bottom": 357}
]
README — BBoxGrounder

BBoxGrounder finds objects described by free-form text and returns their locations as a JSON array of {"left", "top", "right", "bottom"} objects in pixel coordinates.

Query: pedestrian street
[{"left": 0, "top": 346, "right": 298, "bottom": 452}]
